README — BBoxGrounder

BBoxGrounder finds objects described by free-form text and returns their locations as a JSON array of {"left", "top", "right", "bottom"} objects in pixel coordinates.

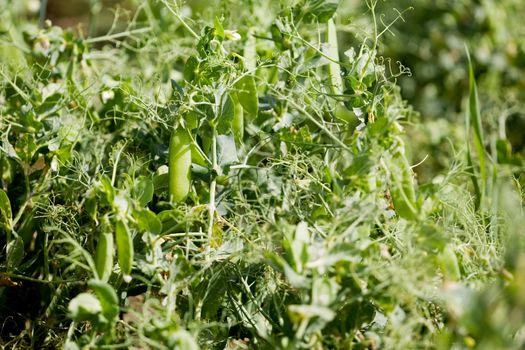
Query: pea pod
[
  {"left": 389, "top": 146, "right": 419, "bottom": 221},
  {"left": 95, "top": 231, "right": 114, "bottom": 282},
  {"left": 235, "top": 75, "right": 258, "bottom": 116},
  {"left": 115, "top": 219, "right": 133, "bottom": 281},
  {"left": 231, "top": 92, "right": 244, "bottom": 143},
  {"left": 169, "top": 128, "right": 192, "bottom": 203}
]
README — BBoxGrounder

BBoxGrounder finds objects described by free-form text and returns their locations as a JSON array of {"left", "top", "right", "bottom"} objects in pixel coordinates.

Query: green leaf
[
  {"left": 152, "top": 165, "right": 169, "bottom": 195},
  {"left": 213, "top": 16, "right": 225, "bottom": 39},
  {"left": 0, "top": 188, "right": 12, "bottom": 229},
  {"left": 85, "top": 196, "right": 98, "bottom": 223},
  {"left": 265, "top": 252, "right": 309, "bottom": 288},
  {"left": 132, "top": 176, "right": 154, "bottom": 207},
  {"left": 288, "top": 304, "right": 335, "bottom": 322},
  {"left": 68, "top": 293, "right": 102, "bottom": 322},
  {"left": 88, "top": 279, "right": 119, "bottom": 322},
  {"left": 291, "top": 222, "right": 310, "bottom": 273},
  {"left": 63, "top": 341, "right": 80, "bottom": 350},
  {"left": 217, "top": 93, "right": 235, "bottom": 135},
  {"left": 235, "top": 75, "right": 258, "bottom": 116},
  {"left": 134, "top": 208, "right": 162, "bottom": 235},
  {"left": 183, "top": 55, "right": 199, "bottom": 83},
  {"left": 6, "top": 235, "right": 25, "bottom": 271},
  {"left": 98, "top": 175, "right": 115, "bottom": 204},
  {"left": 1, "top": 136, "right": 20, "bottom": 160},
  {"left": 296, "top": 0, "right": 341, "bottom": 23},
  {"left": 466, "top": 48, "right": 486, "bottom": 210},
  {"left": 216, "top": 134, "right": 238, "bottom": 166}
]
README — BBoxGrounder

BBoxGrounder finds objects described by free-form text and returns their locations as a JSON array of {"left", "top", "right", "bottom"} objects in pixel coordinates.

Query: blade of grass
[{"left": 465, "top": 47, "right": 486, "bottom": 210}]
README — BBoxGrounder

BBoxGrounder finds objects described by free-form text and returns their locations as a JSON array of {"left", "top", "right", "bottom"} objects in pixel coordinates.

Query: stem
[
  {"left": 285, "top": 98, "right": 351, "bottom": 151},
  {"left": 207, "top": 127, "right": 217, "bottom": 253},
  {"left": 111, "top": 142, "right": 126, "bottom": 186},
  {"left": 161, "top": 0, "right": 200, "bottom": 40},
  {"left": 360, "top": 0, "right": 378, "bottom": 81},
  {"left": 39, "top": 0, "right": 48, "bottom": 27},
  {"left": 85, "top": 27, "right": 151, "bottom": 44}
]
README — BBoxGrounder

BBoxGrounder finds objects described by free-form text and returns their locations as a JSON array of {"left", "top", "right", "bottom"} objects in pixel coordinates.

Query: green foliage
[{"left": 0, "top": 0, "right": 523, "bottom": 349}]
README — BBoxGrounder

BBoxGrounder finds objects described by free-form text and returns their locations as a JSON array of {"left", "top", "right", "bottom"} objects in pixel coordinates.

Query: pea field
[{"left": 1, "top": 0, "right": 524, "bottom": 349}]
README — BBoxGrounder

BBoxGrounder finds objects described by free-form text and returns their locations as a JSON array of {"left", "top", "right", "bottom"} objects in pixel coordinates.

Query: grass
[{"left": 0, "top": 0, "right": 524, "bottom": 349}]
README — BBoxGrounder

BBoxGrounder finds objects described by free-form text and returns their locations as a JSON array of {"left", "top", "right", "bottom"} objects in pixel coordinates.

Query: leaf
[
  {"left": 152, "top": 165, "right": 169, "bottom": 195},
  {"left": 213, "top": 16, "right": 225, "bottom": 39},
  {"left": 1, "top": 136, "right": 20, "bottom": 160},
  {"left": 134, "top": 208, "right": 162, "bottom": 235},
  {"left": 68, "top": 293, "right": 102, "bottom": 322},
  {"left": 288, "top": 304, "right": 335, "bottom": 322},
  {"left": 88, "top": 279, "right": 119, "bottom": 323},
  {"left": 466, "top": 48, "right": 485, "bottom": 210},
  {"left": 132, "top": 176, "right": 154, "bottom": 207},
  {"left": 291, "top": 222, "right": 310, "bottom": 273},
  {"left": 216, "top": 134, "right": 238, "bottom": 166},
  {"left": 265, "top": 252, "right": 309, "bottom": 288},
  {"left": 85, "top": 196, "right": 98, "bottom": 224},
  {"left": 296, "top": 0, "right": 341, "bottom": 23},
  {"left": 217, "top": 94, "right": 235, "bottom": 135},
  {"left": 63, "top": 341, "right": 80, "bottom": 350},
  {"left": 311, "top": 276, "right": 339, "bottom": 307},
  {"left": 98, "top": 175, "right": 115, "bottom": 204},
  {"left": 6, "top": 235, "right": 25, "bottom": 271},
  {"left": 183, "top": 55, "right": 199, "bottom": 82},
  {"left": 235, "top": 75, "right": 258, "bottom": 116},
  {"left": 0, "top": 188, "right": 12, "bottom": 228}
]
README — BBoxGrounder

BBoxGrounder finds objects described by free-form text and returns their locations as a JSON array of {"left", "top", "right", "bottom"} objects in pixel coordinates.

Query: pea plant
[{"left": 0, "top": 0, "right": 524, "bottom": 349}]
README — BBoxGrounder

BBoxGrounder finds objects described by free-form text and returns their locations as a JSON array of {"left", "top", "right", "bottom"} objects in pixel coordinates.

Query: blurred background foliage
[{"left": 351, "top": 0, "right": 525, "bottom": 183}]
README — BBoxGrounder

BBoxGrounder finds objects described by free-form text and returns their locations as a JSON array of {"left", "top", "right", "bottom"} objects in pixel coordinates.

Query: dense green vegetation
[{"left": 0, "top": 0, "right": 524, "bottom": 349}]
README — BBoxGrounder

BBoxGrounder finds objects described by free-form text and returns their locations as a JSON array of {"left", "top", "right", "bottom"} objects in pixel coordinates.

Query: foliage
[{"left": 0, "top": 0, "right": 524, "bottom": 349}]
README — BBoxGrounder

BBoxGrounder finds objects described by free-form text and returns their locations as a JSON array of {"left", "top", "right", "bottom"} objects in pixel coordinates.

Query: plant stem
[
  {"left": 85, "top": 27, "right": 152, "bottom": 44},
  {"left": 207, "top": 127, "right": 217, "bottom": 254}
]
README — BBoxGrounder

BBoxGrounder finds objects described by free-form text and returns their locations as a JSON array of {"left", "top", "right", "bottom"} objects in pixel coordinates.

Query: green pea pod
[
  {"left": 115, "top": 219, "right": 133, "bottom": 280},
  {"left": 389, "top": 148, "right": 419, "bottom": 221},
  {"left": 95, "top": 231, "right": 114, "bottom": 282},
  {"left": 231, "top": 92, "right": 244, "bottom": 143},
  {"left": 169, "top": 128, "right": 192, "bottom": 203},
  {"left": 235, "top": 75, "right": 258, "bottom": 116}
]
